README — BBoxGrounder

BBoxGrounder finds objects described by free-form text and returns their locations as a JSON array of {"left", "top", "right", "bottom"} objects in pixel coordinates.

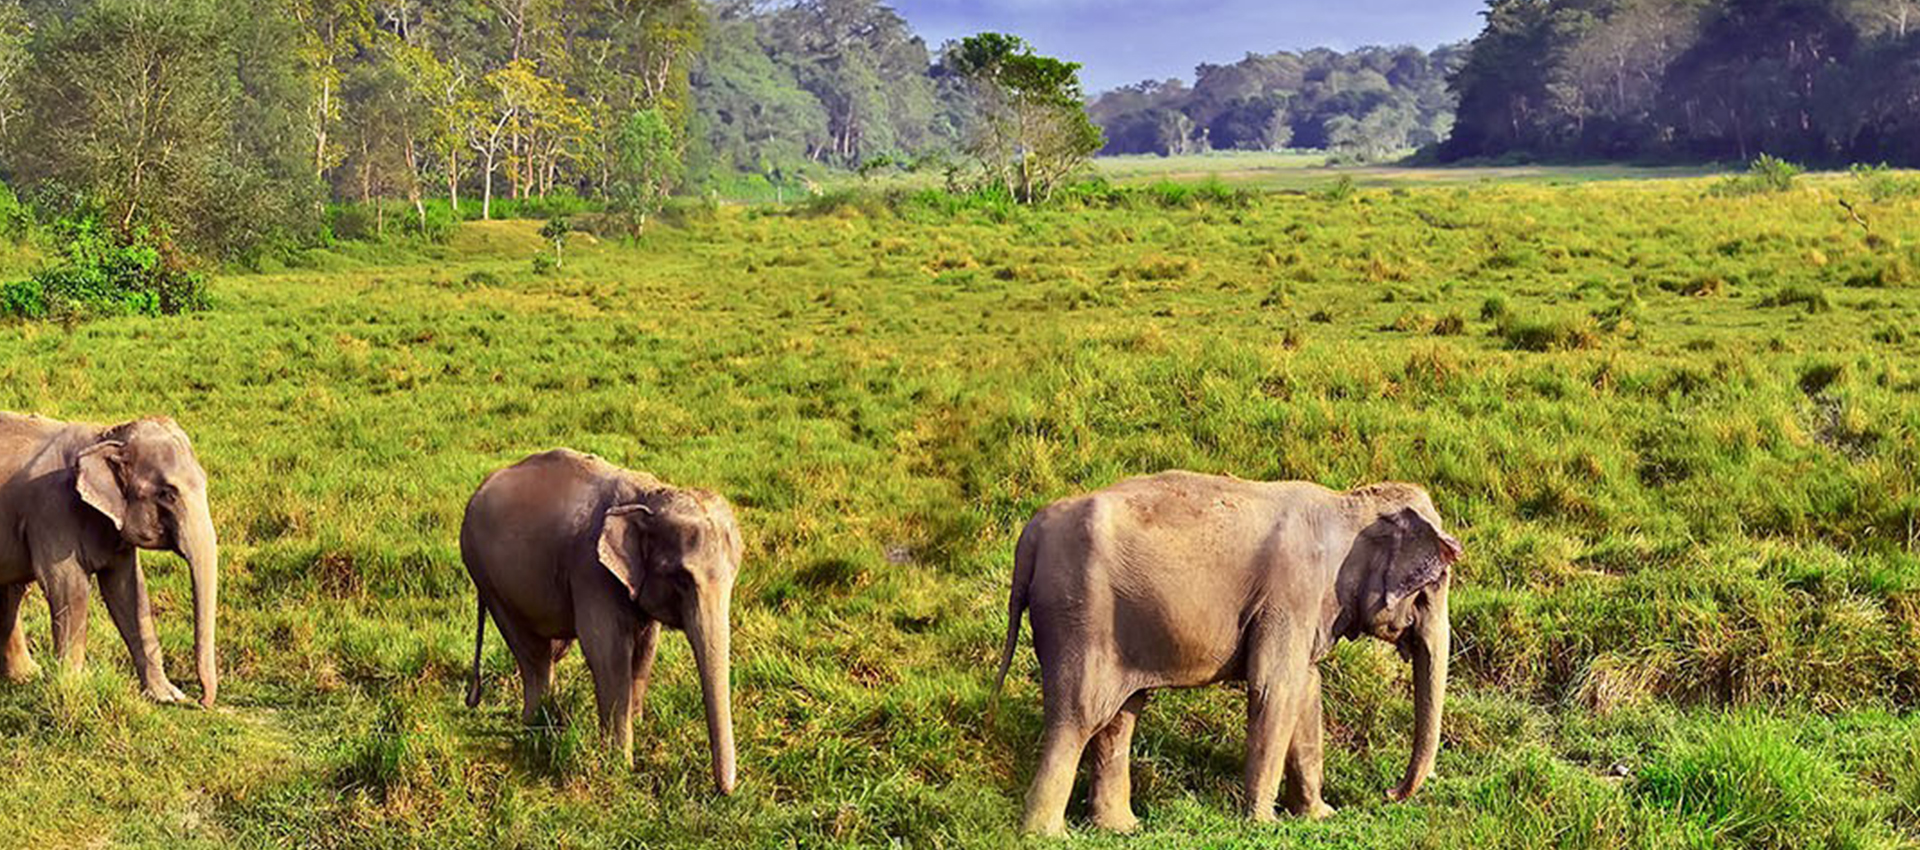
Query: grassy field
[
  {"left": 1090, "top": 151, "right": 1719, "bottom": 190},
  {"left": 0, "top": 173, "right": 1918, "bottom": 847}
]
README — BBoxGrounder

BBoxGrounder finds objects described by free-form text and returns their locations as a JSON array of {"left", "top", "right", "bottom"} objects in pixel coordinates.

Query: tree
[
  {"left": 947, "top": 33, "right": 1103, "bottom": 203},
  {"left": 610, "top": 107, "right": 677, "bottom": 231},
  {"left": 11, "top": 0, "right": 317, "bottom": 256},
  {"left": 289, "top": 0, "right": 373, "bottom": 181}
]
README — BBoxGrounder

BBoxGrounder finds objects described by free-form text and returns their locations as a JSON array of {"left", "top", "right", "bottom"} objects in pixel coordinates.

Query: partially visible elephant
[
  {"left": 991, "top": 472, "right": 1461, "bottom": 835},
  {"left": 0, "top": 413, "right": 220, "bottom": 706},
  {"left": 461, "top": 449, "right": 741, "bottom": 794}
]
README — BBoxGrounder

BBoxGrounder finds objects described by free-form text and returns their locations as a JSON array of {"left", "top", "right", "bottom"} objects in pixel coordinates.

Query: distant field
[
  {"left": 1, "top": 177, "right": 1918, "bottom": 847},
  {"left": 1092, "top": 151, "right": 1722, "bottom": 190}
]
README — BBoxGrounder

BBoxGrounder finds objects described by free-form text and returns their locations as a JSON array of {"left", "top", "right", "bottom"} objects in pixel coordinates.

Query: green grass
[{"left": 1, "top": 175, "right": 1918, "bottom": 847}]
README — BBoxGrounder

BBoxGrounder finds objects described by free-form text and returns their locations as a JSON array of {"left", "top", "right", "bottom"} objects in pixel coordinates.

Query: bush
[
  {"left": 1314, "top": 175, "right": 1358, "bottom": 202},
  {"left": 1, "top": 215, "right": 207, "bottom": 320},
  {"left": 1710, "top": 155, "right": 1803, "bottom": 197},
  {"left": 1849, "top": 163, "right": 1920, "bottom": 201}
]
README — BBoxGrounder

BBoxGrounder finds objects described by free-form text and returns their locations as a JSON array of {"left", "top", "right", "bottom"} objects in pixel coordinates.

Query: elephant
[
  {"left": 461, "top": 449, "right": 740, "bottom": 794},
  {"left": 991, "top": 471, "right": 1461, "bottom": 835},
  {"left": 0, "top": 413, "right": 220, "bottom": 706}
]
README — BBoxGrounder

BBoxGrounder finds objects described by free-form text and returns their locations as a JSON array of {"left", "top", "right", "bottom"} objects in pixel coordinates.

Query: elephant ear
[
  {"left": 75, "top": 441, "right": 129, "bottom": 531},
  {"left": 1381, "top": 507, "right": 1462, "bottom": 610},
  {"left": 597, "top": 503, "right": 655, "bottom": 600}
]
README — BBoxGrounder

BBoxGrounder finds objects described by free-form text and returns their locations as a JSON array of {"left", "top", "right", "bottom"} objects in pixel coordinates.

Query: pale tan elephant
[
  {"left": 0, "top": 413, "right": 220, "bottom": 706},
  {"left": 461, "top": 449, "right": 740, "bottom": 794},
  {"left": 992, "top": 472, "right": 1461, "bottom": 835}
]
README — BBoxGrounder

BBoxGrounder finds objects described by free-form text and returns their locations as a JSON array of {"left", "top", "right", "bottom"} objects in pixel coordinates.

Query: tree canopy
[{"left": 1441, "top": 0, "right": 1920, "bottom": 164}]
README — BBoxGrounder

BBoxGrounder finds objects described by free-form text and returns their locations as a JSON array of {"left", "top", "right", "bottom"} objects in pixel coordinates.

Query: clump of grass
[
  {"left": 1843, "top": 258, "right": 1911, "bottom": 288},
  {"left": 1496, "top": 312, "right": 1601, "bottom": 351},
  {"left": 1480, "top": 294, "right": 1510, "bottom": 321},
  {"left": 1667, "top": 273, "right": 1730, "bottom": 297},
  {"left": 1633, "top": 717, "right": 1887, "bottom": 849},
  {"left": 462, "top": 269, "right": 504, "bottom": 289},
  {"left": 1760, "top": 284, "right": 1832, "bottom": 313},
  {"left": 1126, "top": 254, "right": 1199, "bottom": 282}
]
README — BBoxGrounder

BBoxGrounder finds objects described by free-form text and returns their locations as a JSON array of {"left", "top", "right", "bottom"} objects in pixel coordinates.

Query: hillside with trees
[
  {"left": 1441, "top": 0, "right": 1920, "bottom": 164},
  {"left": 1087, "top": 45, "right": 1467, "bottom": 161}
]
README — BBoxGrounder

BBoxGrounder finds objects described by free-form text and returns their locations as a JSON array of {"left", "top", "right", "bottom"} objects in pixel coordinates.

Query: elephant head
[
  {"left": 1346, "top": 501, "right": 1461, "bottom": 804},
  {"left": 74, "top": 418, "right": 219, "bottom": 706},
  {"left": 597, "top": 490, "right": 742, "bottom": 794}
]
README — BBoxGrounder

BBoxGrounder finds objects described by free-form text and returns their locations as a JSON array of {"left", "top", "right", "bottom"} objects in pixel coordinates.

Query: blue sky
[{"left": 888, "top": 0, "right": 1489, "bottom": 92}]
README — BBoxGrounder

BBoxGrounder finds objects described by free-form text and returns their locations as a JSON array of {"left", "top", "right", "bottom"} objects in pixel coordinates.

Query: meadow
[{"left": 0, "top": 170, "right": 1917, "bottom": 848}]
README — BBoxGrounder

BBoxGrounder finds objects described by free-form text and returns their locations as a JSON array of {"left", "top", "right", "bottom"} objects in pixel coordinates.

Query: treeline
[
  {"left": 0, "top": 0, "right": 704, "bottom": 263},
  {"left": 690, "top": 0, "right": 959, "bottom": 186},
  {"left": 1087, "top": 45, "right": 1466, "bottom": 161},
  {"left": 1442, "top": 0, "right": 1920, "bottom": 164}
]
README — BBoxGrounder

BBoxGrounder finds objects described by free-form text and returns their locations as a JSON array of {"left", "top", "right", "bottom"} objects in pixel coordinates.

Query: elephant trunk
[
  {"left": 685, "top": 588, "right": 736, "bottom": 795},
  {"left": 1391, "top": 584, "right": 1448, "bottom": 802},
  {"left": 182, "top": 494, "right": 219, "bottom": 707}
]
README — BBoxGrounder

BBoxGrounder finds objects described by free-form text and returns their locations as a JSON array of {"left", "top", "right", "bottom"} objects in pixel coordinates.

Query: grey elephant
[
  {"left": 461, "top": 449, "right": 741, "bottom": 794},
  {"left": 0, "top": 413, "right": 220, "bottom": 706},
  {"left": 991, "top": 472, "right": 1461, "bottom": 835}
]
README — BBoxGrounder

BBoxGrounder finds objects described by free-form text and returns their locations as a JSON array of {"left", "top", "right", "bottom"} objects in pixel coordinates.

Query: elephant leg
[
  {"left": 0, "top": 583, "right": 37, "bottom": 682},
  {"left": 37, "top": 556, "right": 90, "bottom": 671},
  {"left": 486, "top": 607, "right": 554, "bottom": 726},
  {"left": 631, "top": 620, "right": 659, "bottom": 725},
  {"left": 1243, "top": 624, "right": 1309, "bottom": 823},
  {"left": 1283, "top": 667, "right": 1335, "bottom": 820},
  {"left": 1087, "top": 689, "right": 1149, "bottom": 833},
  {"left": 1023, "top": 714, "right": 1097, "bottom": 837},
  {"left": 98, "top": 557, "right": 185, "bottom": 703},
  {"left": 580, "top": 618, "right": 637, "bottom": 766},
  {"left": 1022, "top": 645, "right": 1115, "bottom": 837}
]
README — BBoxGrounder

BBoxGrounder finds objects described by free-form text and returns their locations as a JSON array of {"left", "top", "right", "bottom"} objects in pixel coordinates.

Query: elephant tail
[
  {"left": 466, "top": 595, "right": 485, "bottom": 709},
  {"left": 988, "top": 518, "right": 1040, "bottom": 724}
]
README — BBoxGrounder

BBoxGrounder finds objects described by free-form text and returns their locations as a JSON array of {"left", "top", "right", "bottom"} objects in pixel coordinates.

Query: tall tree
[{"left": 948, "top": 32, "right": 1103, "bottom": 203}]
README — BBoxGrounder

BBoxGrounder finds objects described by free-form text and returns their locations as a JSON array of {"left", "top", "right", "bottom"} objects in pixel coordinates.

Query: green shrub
[
  {"left": 1313, "top": 174, "right": 1357, "bottom": 202},
  {"left": 1, "top": 215, "right": 207, "bottom": 320},
  {"left": 1849, "top": 163, "right": 1920, "bottom": 201},
  {"left": 1711, "top": 155, "right": 1803, "bottom": 197}
]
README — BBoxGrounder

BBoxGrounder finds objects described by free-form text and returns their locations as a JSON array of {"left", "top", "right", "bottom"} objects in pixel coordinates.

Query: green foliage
[
  {"left": 11, "top": 0, "right": 318, "bottom": 260},
  {"left": 1314, "top": 174, "right": 1358, "bottom": 201},
  {"left": 1444, "top": 0, "right": 1920, "bottom": 167},
  {"left": 1, "top": 214, "right": 206, "bottom": 320},
  {"left": 1851, "top": 163, "right": 1920, "bottom": 201},
  {"left": 609, "top": 108, "right": 680, "bottom": 233},
  {"left": 1091, "top": 44, "right": 1462, "bottom": 156},
  {"left": 1711, "top": 156, "right": 1804, "bottom": 197},
  {"left": 949, "top": 33, "right": 1104, "bottom": 203}
]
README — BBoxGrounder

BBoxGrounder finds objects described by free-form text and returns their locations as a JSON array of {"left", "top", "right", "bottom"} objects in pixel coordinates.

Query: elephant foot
[
  {"left": 1247, "top": 805, "right": 1279, "bottom": 825},
  {"left": 1020, "top": 814, "right": 1069, "bottom": 838},
  {"left": 141, "top": 680, "right": 189, "bottom": 704},
  {"left": 1, "top": 656, "right": 39, "bottom": 683},
  {"left": 1090, "top": 810, "right": 1140, "bottom": 833},
  {"left": 1301, "top": 801, "right": 1336, "bottom": 821}
]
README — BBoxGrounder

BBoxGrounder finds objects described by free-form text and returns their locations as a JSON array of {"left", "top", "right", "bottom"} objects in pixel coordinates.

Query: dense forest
[
  {"left": 1441, "top": 0, "right": 1920, "bottom": 164},
  {"left": 0, "top": 0, "right": 709, "bottom": 261},
  {"left": 1088, "top": 45, "right": 1466, "bottom": 160}
]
